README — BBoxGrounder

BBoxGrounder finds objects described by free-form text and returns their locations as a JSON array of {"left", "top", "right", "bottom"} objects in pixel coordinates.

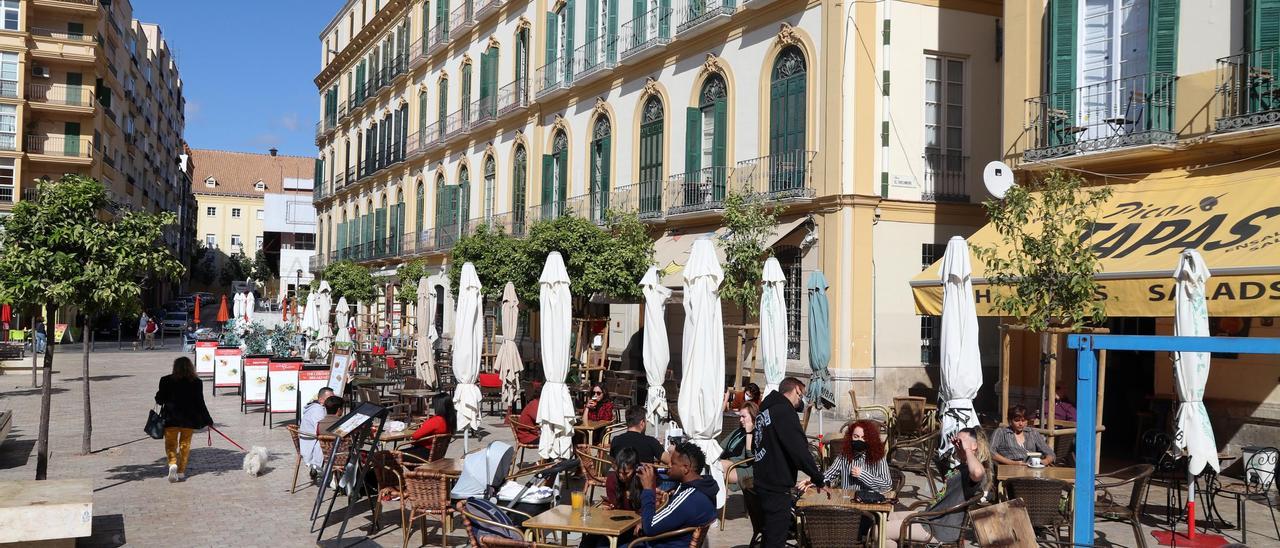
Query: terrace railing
[
  {"left": 1024, "top": 71, "right": 1177, "bottom": 161},
  {"left": 1215, "top": 45, "right": 1280, "bottom": 133}
]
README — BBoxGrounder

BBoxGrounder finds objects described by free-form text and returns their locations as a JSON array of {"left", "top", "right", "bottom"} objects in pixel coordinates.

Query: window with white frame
[
  {"left": 256, "top": 208, "right": 264, "bottom": 220},
  {"left": 206, "top": 206, "right": 216, "bottom": 216},
  {"left": 0, "top": 104, "right": 12, "bottom": 151},
  {"left": 0, "top": 52, "right": 16, "bottom": 98},
  {"left": 231, "top": 207, "right": 241, "bottom": 218},
  {"left": 0, "top": 1, "right": 16, "bottom": 31},
  {"left": 204, "top": 234, "right": 216, "bottom": 248},
  {"left": 230, "top": 234, "right": 242, "bottom": 248},
  {"left": 204, "top": 176, "right": 216, "bottom": 188},
  {"left": 255, "top": 235, "right": 263, "bottom": 250},
  {"left": 924, "top": 55, "right": 966, "bottom": 201},
  {"left": 254, "top": 180, "right": 265, "bottom": 191},
  {"left": 0, "top": 157, "right": 12, "bottom": 202}
]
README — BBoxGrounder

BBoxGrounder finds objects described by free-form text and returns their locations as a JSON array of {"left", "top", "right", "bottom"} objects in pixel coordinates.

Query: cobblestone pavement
[{"left": 1, "top": 347, "right": 1276, "bottom": 547}]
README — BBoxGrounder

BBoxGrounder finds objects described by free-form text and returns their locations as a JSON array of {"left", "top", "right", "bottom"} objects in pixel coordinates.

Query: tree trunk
[
  {"left": 35, "top": 303, "right": 55, "bottom": 480},
  {"left": 81, "top": 314, "right": 92, "bottom": 455},
  {"left": 30, "top": 303, "right": 38, "bottom": 388}
]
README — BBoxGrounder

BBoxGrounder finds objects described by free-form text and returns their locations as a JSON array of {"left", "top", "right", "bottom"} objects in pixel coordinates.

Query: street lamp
[{"left": 295, "top": 268, "right": 303, "bottom": 321}]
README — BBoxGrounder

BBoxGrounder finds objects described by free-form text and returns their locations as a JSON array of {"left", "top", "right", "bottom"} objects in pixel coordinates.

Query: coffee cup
[{"left": 1026, "top": 452, "right": 1042, "bottom": 467}]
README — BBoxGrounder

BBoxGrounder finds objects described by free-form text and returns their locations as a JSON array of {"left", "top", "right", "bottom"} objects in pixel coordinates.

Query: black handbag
[{"left": 145, "top": 406, "right": 166, "bottom": 440}]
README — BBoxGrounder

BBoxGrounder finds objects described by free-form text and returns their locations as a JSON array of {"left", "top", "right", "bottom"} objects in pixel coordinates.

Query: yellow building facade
[{"left": 313, "top": 0, "right": 1004, "bottom": 412}]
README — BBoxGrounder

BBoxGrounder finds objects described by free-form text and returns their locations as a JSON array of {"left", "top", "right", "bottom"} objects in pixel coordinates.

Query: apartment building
[
  {"left": 190, "top": 148, "right": 315, "bottom": 298},
  {"left": 0, "top": 0, "right": 191, "bottom": 304},
  {"left": 312, "top": 0, "right": 1004, "bottom": 412},
  {"left": 929, "top": 0, "right": 1278, "bottom": 451}
]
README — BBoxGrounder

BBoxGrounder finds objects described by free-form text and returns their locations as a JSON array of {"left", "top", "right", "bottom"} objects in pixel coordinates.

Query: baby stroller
[{"left": 451, "top": 441, "right": 565, "bottom": 525}]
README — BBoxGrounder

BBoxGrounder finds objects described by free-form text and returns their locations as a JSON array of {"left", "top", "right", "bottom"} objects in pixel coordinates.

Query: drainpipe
[{"left": 879, "top": 1, "right": 892, "bottom": 198}]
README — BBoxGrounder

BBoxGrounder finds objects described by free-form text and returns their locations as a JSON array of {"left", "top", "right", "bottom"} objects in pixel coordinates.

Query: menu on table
[
  {"left": 194, "top": 341, "right": 219, "bottom": 376},
  {"left": 242, "top": 356, "right": 270, "bottom": 404},
  {"left": 213, "top": 347, "right": 242, "bottom": 388},
  {"left": 268, "top": 360, "right": 303, "bottom": 413}
]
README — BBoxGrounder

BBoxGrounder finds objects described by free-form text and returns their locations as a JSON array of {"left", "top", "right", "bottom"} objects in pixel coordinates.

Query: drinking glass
[{"left": 570, "top": 490, "right": 585, "bottom": 512}]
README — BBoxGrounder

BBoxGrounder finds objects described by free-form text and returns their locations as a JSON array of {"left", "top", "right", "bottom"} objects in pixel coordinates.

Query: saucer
[{"left": 1027, "top": 463, "right": 1046, "bottom": 469}]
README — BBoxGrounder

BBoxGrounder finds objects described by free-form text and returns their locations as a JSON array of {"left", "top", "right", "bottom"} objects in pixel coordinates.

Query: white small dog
[{"left": 242, "top": 446, "right": 269, "bottom": 477}]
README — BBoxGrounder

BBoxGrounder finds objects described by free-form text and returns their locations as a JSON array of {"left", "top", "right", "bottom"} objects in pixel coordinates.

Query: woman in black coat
[{"left": 155, "top": 356, "right": 213, "bottom": 482}]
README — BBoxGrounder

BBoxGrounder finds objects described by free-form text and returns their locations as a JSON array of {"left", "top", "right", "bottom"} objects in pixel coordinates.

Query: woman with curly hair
[{"left": 823, "top": 420, "right": 892, "bottom": 494}]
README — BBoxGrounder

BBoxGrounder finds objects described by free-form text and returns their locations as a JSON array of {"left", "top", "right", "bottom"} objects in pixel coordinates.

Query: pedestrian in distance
[
  {"left": 33, "top": 316, "right": 46, "bottom": 354},
  {"left": 752, "top": 376, "right": 825, "bottom": 547},
  {"left": 137, "top": 311, "right": 149, "bottom": 342},
  {"left": 155, "top": 356, "right": 214, "bottom": 483},
  {"left": 144, "top": 317, "right": 159, "bottom": 350}
]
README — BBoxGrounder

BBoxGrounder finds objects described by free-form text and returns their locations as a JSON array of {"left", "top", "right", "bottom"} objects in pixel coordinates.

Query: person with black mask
[
  {"left": 752, "top": 376, "right": 824, "bottom": 546},
  {"left": 811, "top": 419, "right": 891, "bottom": 495}
]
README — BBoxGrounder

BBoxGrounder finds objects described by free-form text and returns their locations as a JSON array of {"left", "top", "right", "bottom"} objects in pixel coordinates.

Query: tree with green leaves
[
  {"left": 191, "top": 241, "right": 217, "bottom": 285},
  {"left": 517, "top": 211, "right": 653, "bottom": 310},
  {"left": 718, "top": 190, "right": 779, "bottom": 319},
  {"left": 972, "top": 170, "right": 1113, "bottom": 331},
  {"left": 396, "top": 258, "right": 431, "bottom": 305},
  {"left": 0, "top": 175, "right": 183, "bottom": 477},
  {"left": 449, "top": 223, "right": 528, "bottom": 301},
  {"left": 321, "top": 260, "right": 377, "bottom": 303},
  {"left": 219, "top": 252, "right": 254, "bottom": 287},
  {"left": 251, "top": 248, "right": 274, "bottom": 281}
]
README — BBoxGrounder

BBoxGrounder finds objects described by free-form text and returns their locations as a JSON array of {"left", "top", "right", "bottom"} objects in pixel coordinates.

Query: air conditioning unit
[{"left": 31, "top": 66, "right": 50, "bottom": 78}]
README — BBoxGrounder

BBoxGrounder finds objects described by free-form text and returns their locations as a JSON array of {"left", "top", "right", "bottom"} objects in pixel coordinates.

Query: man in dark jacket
[
  {"left": 753, "top": 376, "right": 824, "bottom": 546},
  {"left": 636, "top": 441, "right": 718, "bottom": 547}
]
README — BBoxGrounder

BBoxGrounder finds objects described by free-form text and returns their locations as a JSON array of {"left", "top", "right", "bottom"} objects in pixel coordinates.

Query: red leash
[{"left": 207, "top": 426, "right": 246, "bottom": 452}]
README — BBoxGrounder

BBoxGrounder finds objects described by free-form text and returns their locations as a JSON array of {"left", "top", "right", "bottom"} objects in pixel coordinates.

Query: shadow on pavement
[
  {"left": 0, "top": 427, "right": 35, "bottom": 470},
  {"left": 63, "top": 375, "right": 133, "bottom": 383},
  {"left": 81, "top": 513, "right": 126, "bottom": 548},
  {"left": 0, "top": 387, "right": 69, "bottom": 398}
]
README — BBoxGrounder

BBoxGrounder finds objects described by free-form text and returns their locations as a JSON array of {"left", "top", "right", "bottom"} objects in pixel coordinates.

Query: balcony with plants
[
  {"left": 1023, "top": 71, "right": 1177, "bottom": 161},
  {"left": 1216, "top": 45, "right": 1280, "bottom": 133}
]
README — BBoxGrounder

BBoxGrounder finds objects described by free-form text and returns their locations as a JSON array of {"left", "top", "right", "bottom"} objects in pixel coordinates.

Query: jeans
[
  {"left": 757, "top": 485, "right": 795, "bottom": 547},
  {"left": 164, "top": 427, "right": 194, "bottom": 473},
  {"left": 34, "top": 333, "right": 45, "bottom": 353}
]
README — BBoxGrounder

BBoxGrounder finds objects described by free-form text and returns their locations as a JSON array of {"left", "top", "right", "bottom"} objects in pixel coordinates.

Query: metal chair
[
  {"left": 1003, "top": 477, "right": 1072, "bottom": 542},
  {"left": 1139, "top": 430, "right": 1185, "bottom": 526},
  {"left": 796, "top": 504, "right": 876, "bottom": 548},
  {"left": 1095, "top": 463, "right": 1155, "bottom": 548},
  {"left": 1210, "top": 447, "right": 1279, "bottom": 544},
  {"left": 402, "top": 469, "right": 455, "bottom": 548}
]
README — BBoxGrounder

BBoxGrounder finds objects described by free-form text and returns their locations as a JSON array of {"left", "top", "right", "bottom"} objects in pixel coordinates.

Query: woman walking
[{"left": 155, "top": 356, "right": 213, "bottom": 482}]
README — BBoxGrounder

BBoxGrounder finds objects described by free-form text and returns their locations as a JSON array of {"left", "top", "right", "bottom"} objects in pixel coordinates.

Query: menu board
[
  {"left": 327, "top": 349, "right": 353, "bottom": 396},
  {"left": 268, "top": 360, "right": 303, "bottom": 413},
  {"left": 297, "top": 368, "right": 331, "bottom": 410},
  {"left": 194, "top": 341, "right": 219, "bottom": 376},
  {"left": 213, "top": 347, "right": 242, "bottom": 388},
  {"left": 242, "top": 356, "right": 270, "bottom": 404}
]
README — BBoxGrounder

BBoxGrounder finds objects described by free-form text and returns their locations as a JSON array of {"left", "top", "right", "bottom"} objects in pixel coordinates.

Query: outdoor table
[
  {"left": 351, "top": 377, "right": 398, "bottom": 396},
  {"left": 372, "top": 421, "right": 421, "bottom": 448},
  {"left": 391, "top": 388, "right": 436, "bottom": 414},
  {"left": 996, "top": 464, "right": 1077, "bottom": 483},
  {"left": 796, "top": 487, "right": 893, "bottom": 548},
  {"left": 417, "top": 457, "right": 464, "bottom": 478},
  {"left": 521, "top": 504, "right": 639, "bottom": 548},
  {"left": 575, "top": 419, "right": 615, "bottom": 447}
]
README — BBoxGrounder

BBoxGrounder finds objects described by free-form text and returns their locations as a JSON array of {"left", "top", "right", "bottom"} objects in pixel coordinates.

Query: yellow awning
[{"left": 912, "top": 164, "right": 1280, "bottom": 317}]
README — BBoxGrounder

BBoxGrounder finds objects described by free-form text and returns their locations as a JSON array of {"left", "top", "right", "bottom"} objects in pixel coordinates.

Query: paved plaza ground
[{"left": 0, "top": 347, "right": 1276, "bottom": 547}]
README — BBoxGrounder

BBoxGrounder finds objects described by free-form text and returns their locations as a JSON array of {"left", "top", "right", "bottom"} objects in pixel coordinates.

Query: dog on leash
[{"left": 242, "top": 446, "right": 269, "bottom": 477}]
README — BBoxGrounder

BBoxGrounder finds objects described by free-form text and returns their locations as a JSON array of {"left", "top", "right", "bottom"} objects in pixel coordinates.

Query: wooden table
[
  {"left": 997, "top": 464, "right": 1077, "bottom": 483},
  {"left": 373, "top": 422, "right": 421, "bottom": 447},
  {"left": 796, "top": 488, "right": 894, "bottom": 548},
  {"left": 575, "top": 419, "right": 615, "bottom": 446},
  {"left": 416, "top": 457, "right": 464, "bottom": 478},
  {"left": 521, "top": 504, "right": 639, "bottom": 548},
  {"left": 391, "top": 388, "right": 436, "bottom": 414}
]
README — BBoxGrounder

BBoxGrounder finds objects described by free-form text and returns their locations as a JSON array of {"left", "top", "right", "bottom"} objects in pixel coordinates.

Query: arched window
[
  {"left": 461, "top": 62, "right": 473, "bottom": 123},
  {"left": 458, "top": 165, "right": 471, "bottom": 236},
  {"left": 589, "top": 115, "right": 611, "bottom": 223},
  {"left": 638, "top": 95, "right": 664, "bottom": 218},
  {"left": 512, "top": 144, "right": 528, "bottom": 235},
  {"left": 683, "top": 74, "right": 727, "bottom": 210},
  {"left": 437, "top": 76, "right": 448, "bottom": 139},
  {"left": 415, "top": 181, "right": 426, "bottom": 236},
  {"left": 541, "top": 131, "right": 569, "bottom": 220},
  {"left": 769, "top": 46, "right": 808, "bottom": 194},
  {"left": 483, "top": 156, "right": 496, "bottom": 221},
  {"left": 775, "top": 245, "right": 803, "bottom": 359}
]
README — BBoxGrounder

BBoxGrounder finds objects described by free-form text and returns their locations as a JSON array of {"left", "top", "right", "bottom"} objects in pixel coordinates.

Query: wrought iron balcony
[
  {"left": 735, "top": 149, "right": 816, "bottom": 201},
  {"left": 409, "top": 38, "right": 427, "bottom": 69},
  {"left": 573, "top": 36, "right": 617, "bottom": 81},
  {"left": 450, "top": 1, "right": 476, "bottom": 35},
  {"left": 496, "top": 78, "right": 529, "bottom": 115},
  {"left": 27, "top": 83, "right": 94, "bottom": 107},
  {"left": 472, "top": 94, "right": 498, "bottom": 126},
  {"left": 406, "top": 130, "right": 424, "bottom": 158},
  {"left": 674, "top": 0, "right": 736, "bottom": 36},
  {"left": 536, "top": 56, "right": 571, "bottom": 98},
  {"left": 475, "top": 0, "right": 505, "bottom": 19},
  {"left": 620, "top": 5, "right": 672, "bottom": 61},
  {"left": 920, "top": 150, "right": 969, "bottom": 203},
  {"left": 527, "top": 193, "right": 590, "bottom": 223},
  {"left": 1023, "top": 71, "right": 1177, "bottom": 161},
  {"left": 26, "top": 135, "right": 93, "bottom": 158},
  {"left": 428, "top": 24, "right": 449, "bottom": 54},
  {"left": 666, "top": 167, "right": 731, "bottom": 215},
  {"left": 446, "top": 107, "right": 470, "bottom": 137},
  {"left": 425, "top": 120, "right": 445, "bottom": 145},
  {"left": 1216, "top": 46, "right": 1280, "bottom": 133}
]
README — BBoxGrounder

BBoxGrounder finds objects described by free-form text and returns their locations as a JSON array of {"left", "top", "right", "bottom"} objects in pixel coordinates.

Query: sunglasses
[{"left": 592, "top": 390, "right": 603, "bottom": 395}]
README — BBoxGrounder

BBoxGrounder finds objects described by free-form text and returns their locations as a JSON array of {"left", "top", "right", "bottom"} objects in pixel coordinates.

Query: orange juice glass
[{"left": 570, "top": 491, "right": 585, "bottom": 511}]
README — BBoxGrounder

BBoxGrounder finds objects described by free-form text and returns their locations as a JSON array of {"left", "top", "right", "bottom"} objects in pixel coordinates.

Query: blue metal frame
[{"left": 1066, "top": 334, "right": 1280, "bottom": 546}]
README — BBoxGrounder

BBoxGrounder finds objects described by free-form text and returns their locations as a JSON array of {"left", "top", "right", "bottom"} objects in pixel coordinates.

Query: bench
[
  {"left": 0, "top": 479, "right": 93, "bottom": 546},
  {"left": 0, "top": 410, "right": 10, "bottom": 449},
  {"left": 0, "top": 343, "right": 23, "bottom": 361}
]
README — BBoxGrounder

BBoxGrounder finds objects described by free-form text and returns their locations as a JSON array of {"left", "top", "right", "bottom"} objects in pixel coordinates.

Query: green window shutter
[
  {"left": 356, "top": 61, "right": 366, "bottom": 101},
  {"left": 769, "top": 71, "right": 786, "bottom": 156},
  {"left": 685, "top": 107, "right": 700, "bottom": 173},
  {"left": 337, "top": 222, "right": 346, "bottom": 253},
  {"left": 415, "top": 184, "right": 425, "bottom": 233},
  {"left": 418, "top": 91, "right": 428, "bottom": 132},
  {"left": 541, "top": 154, "right": 554, "bottom": 218},
  {"left": 462, "top": 64, "right": 473, "bottom": 119},
  {"left": 64, "top": 122, "right": 80, "bottom": 156},
  {"left": 314, "top": 158, "right": 324, "bottom": 187},
  {"left": 438, "top": 78, "right": 448, "bottom": 124},
  {"left": 556, "top": 153, "right": 568, "bottom": 214},
  {"left": 633, "top": 0, "right": 646, "bottom": 47},
  {"left": 480, "top": 48, "right": 493, "bottom": 100},
  {"left": 587, "top": 0, "right": 599, "bottom": 66},
  {"left": 600, "top": 135, "right": 610, "bottom": 212},
  {"left": 439, "top": 0, "right": 450, "bottom": 35},
  {"left": 1046, "top": 0, "right": 1077, "bottom": 146},
  {"left": 565, "top": 0, "right": 576, "bottom": 82},
  {"left": 546, "top": 12, "right": 558, "bottom": 87},
  {"left": 659, "top": 0, "right": 670, "bottom": 38},
  {"left": 712, "top": 98, "right": 727, "bottom": 198},
  {"left": 1148, "top": 0, "right": 1179, "bottom": 75},
  {"left": 1251, "top": 0, "right": 1280, "bottom": 51},
  {"left": 607, "top": 0, "right": 618, "bottom": 62},
  {"left": 376, "top": 207, "right": 387, "bottom": 252}
]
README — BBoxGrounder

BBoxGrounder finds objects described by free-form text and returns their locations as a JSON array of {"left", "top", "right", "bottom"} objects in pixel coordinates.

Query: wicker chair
[
  {"left": 397, "top": 432, "right": 454, "bottom": 464},
  {"left": 457, "top": 504, "right": 550, "bottom": 548},
  {"left": 370, "top": 450, "right": 408, "bottom": 532},
  {"left": 719, "top": 457, "right": 755, "bottom": 530},
  {"left": 505, "top": 412, "right": 539, "bottom": 463},
  {"left": 897, "top": 492, "right": 986, "bottom": 547},
  {"left": 1211, "top": 446, "right": 1279, "bottom": 544},
  {"left": 285, "top": 424, "right": 315, "bottom": 494},
  {"left": 316, "top": 433, "right": 350, "bottom": 487},
  {"left": 796, "top": 504, "right": 876, "bottom": 548},
  {"left": 402, "top": 469, "right": 455, "bottom": 547},
  {"left": 1002, "top": 477, "right": 1072, "bottom": 542},
  {"left": 629, "top": 521, "right": 711, "bottom": 547},
  {"left": 1094, "top": 464, "right": 1154, "bottom": 548},
  {"left": 575, "top": 444, "right": 613, "bottom": 505}
]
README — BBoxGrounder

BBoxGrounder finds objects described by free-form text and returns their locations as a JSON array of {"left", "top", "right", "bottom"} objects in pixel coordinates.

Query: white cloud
[{"left": 279, "top": 112, "right": 299, "bottom": 132}]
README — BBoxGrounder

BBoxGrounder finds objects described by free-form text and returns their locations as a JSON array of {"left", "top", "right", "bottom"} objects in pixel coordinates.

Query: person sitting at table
[
  {"left": 585, "top": 382, "right": 614, "bottom": 422},
  {"left": 718, "top": 401, "right": 758, "bottom": 491},
  {"left": 991, "top": 405, "right": 1056, "bottom": 467},
  {"left": 885, "top": 427, "right": 991, "bottom": 547},
  {"left": 300, "top": 386, "right": 336, "bottom": 472},
  {"left": 723, "top": 382, "right": 762, "bottom": 411},
  {"left": 578, "top": 447, "right": 645, "bottom": 548},
  {"left": 636, "top": 442, "right": 719, "bottom": 547},
  {"left": 820, "top": 419, "right": 892, "bottom": 494},
  {"left": 515, "top": 383, "right": 541, "bottom": 446},
  {"left": 610, "top": 406, "right": 666, "bottom": 463},
  {"left": 403, "top": 392, "right": 456, "bottom": 463},
  {"left": 315, "top": 395, "right": 345, "bottom": 436}
]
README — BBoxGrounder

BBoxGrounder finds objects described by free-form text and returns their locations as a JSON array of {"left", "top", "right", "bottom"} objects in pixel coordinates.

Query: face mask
[
  {"left": 849, "top": 440, "right": 869, "bottom": 453},
  {"left": 793, "top": 398, "right": 805, "bottom": 412},
  {"left": 744, "top": 393, "right": 752, "bottom": 401}
]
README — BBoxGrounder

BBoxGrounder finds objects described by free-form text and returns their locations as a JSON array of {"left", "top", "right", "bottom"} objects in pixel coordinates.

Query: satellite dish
[{"left": 983, "top": 160, "right": 1015, "bottom": 199}]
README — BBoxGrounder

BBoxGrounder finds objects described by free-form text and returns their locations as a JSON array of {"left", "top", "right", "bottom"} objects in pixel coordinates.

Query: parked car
[{"left": 161, "top": 311, "right": 189, "bottom": 334}]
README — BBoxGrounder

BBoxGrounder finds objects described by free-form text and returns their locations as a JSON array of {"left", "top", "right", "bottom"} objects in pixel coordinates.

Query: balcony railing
[
  {"left": 620, "top": 5, "right": 672, "bottom": 61},
  {"left": 45, "top": 0, "right": 98, "bottom": 6},
  {"left": 475, "top": 0, "right": 505, "bottom": 18},
  {"left": 1216, "top": 45, "right": 1280, "bottom": 133},
  {"left": 0, "top": 184, "right": 11, "bottom": 203},
  {"left": 674, "top": 0, "right": 736, "bottom": 35},
  {"left": 573, "top": 36, "right": 618, "bottom": 80},
  {"left": 496, "top": 78, "right": 530, "bottom": 115},
  {"left": 30, "top": 26, "right": 95, "bottom": 42},
  {"left": 472, "top": 93, "right": 498, "bottom": 125},
  {"left": 446, "top": 107, "right": 470, "bottom": 137},
  {"left": 1024, "top": 71, "right": 1177, "bottom": 161},
  {"left": 425, "top": 121, "right": 445, "bottom": 145},
  {"left": 26, "top": 135, "right": 93, "bottom": 158},
  {"left": 920, "top": 151, "right": 969, "bottom": 203},
  {"left": 666, "top": 167, "right": 731, "bottom": 215},
  {"left": 450, "top": 1, "right": 476, "bottom": 35},
  {"left": 409, "top": 38, "right": 427, "bottom": 69},
  {"left": 26, "top": 83, "right": 94, "bottom": 107},
  {"left": 0, "top": 80, "right": 16, "bottom": 98},
  {"left": 428, "top": 24, "right": 449, "bottom": 54},
  {"left": 406, "top": 130, "right": 423, "bottom": 157},
  {"left": 735, "top": 149, "right": 816, "bottom": 201},
  {"left": 333, "top": 171, "right": 347, "bottom": 192},
  {"left": 536, "top": 56, "right": 571, "bottom": 97}
]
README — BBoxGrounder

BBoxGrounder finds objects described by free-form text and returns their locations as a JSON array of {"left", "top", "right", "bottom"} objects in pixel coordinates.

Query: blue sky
[{"left": 132, "top": 0, "right": 345, "bottom": 157}]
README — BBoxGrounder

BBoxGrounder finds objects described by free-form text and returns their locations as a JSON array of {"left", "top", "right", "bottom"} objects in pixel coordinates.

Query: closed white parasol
[
  {"left": 759, "top": 257, "right": 787, "bottom": 396},
  {"left": 937, "top": 236, "right": 982, "bottom": 459},
  {"left": 640, "top": 266, "right": 672, "bottom": 426},
  {"left": 680, "top": 238, "right": 726, "bottom": 508},
  {"left": 536, "top": 252, "right": 576, "bottom": 460},
  {"left": 452, "top": 262, "right": 484, "bottom": 450}
]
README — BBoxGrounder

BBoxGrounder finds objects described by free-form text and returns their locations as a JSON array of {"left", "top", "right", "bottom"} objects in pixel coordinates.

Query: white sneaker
[{"left": 167, "top": 464, "right": 178, "bottom": 483}]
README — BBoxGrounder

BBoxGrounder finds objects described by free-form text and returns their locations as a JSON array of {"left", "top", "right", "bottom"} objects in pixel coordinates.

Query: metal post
[{"left": 1072, "top": 335, "right": 1097, "bottom": 546}]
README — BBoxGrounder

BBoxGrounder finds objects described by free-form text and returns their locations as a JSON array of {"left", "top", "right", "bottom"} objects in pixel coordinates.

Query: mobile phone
[{"left": 655, "top": 467, "right": 669, "bottom": 475}]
